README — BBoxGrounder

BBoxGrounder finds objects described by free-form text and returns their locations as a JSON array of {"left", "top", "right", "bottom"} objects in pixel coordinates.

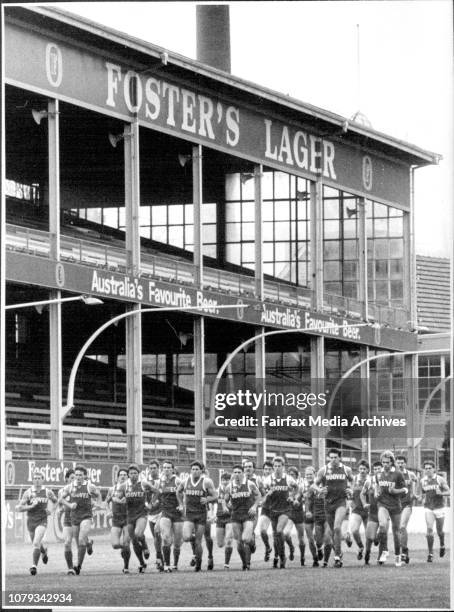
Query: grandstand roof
[{"left": 416, "top": 255, "right": 451, "bottom": 333}]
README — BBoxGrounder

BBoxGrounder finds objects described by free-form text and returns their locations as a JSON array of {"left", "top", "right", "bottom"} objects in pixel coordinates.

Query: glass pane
[
  {"left": 374, "top": 202, "right": 388, "bottom": 217},
  {"left": 343, "top": 219, "right": 357, "bottom": 238},
  {"left": 103, "top": 208, "right": 118, "bottom": 228},
  {"left": 274, "top": 221, "right": 291, "bottom": 240},
  {"left": 241, "top": 242, "right": 255, "bottom": 262},
  {"left": 225, "top": 222, "right": 241, "bottom": 241},
  {"left": 324, "top": 241, "right": 340, "bottom": 260},
  {"left": 86, "top": 208, "right": 101, "bottom": 223},
  {"left": 263, "top": 242, "right": 274, "bottom": 262},
  {"left": 225, "top": 173, "right": 240, "bottom": 200},
  {"left": 297, "top": 201, "right": 309, "bottom": 221},
  {"left": 323, "top": 186, "right": 339, "bottom": 198},
  {"left": 203, "top": 223, "right": 217, "bottom": 244},
  {"left": 374, "top": 218, "right": 388, "bottom": 237},
  {"left": 375, "top": 260, "right": 388, "bottom": 279},
  {"left": 389, "top": 216, "right": 403, "bottom": 237},
  {"left": 343, "top": 261, "right": 357, "bottom": 280},
  {"left": 203, "top": 244, "right": 217, "bottom": 258},
  {"left": 343, "top": 282, "right": 357, "bottom": 298},
  {"left": 262, "top": 171, "right": 274, "bottom": 198},
  {"left": 185, "top": 225, "right": 194, "bottom": 244},
  {"left": 298, "top": 265, "right": 308, "bottom": 286},
  {"left": 242, "top": 201, "right": 255, "bottom": 222},
  {"left": 324, "top": 261, "right": 341, "bottom": 281},
  {"left": 324, "top": 199, "right": 339, "bottom": 219},
  {"left": 118, "top": 208, "right": 125, "bottom": 226},
  {"left": 275, "top": 242, "right": 290, "bottom": 261},
  {"left": 324, "top": 220, "right": 340, "bottom": 239},
  {"left": 261, "top": 200, "right": 273, "bottom": 222},
  {"left": 274, "top": 201, "right": 290, "bottom": 221},
  {"left": 297, "top": 220, "right": 308, "bottom": 239},
  {"left": 389, "top": 239, "right": 403, "bottom": 258},
  {"left": 152, "top": 205, "right": 167, "bottom": 225},
  {"left": 366, "top": 218, "right": 374, "bottom": 238},
  {"left": 375, "top": 281, "right": 389, "bottom": 302},
  {"left": 389, "top": 207, "right": 402, "bottom": 218},
  {"left": 152, "top": 226, "right": 167, "bottom": 243},
  {"left": 296, "top": 242, "right": 308, "bottom": 261},
  {"left": 374, "top": 239, "right": 388, "bottom": 258},
  {"left": 168, "top": 204, "right": 183, "bottom": 224},
  {"left": 242, "top": 222, "right": 255, "bottom": 241},
  {"left": 139, "top": 206, "right": 150, "bottom": 224},
  {"left": 263, "top": 262, "right": 275, "bottom": 277},
  {"left": 241, "top": 175, "right": 255, "bottom": 199},
  {"left": 390, "top": 281, "right": 403, "bottom": 299},
  {"left": 226, "top": 202, "right": 241, "bottom": 222},
  {"left": 324, "top": 281, "right": 342, "bottom": 294},
  {"left": 390, "top": 259, "right": 403, "bottom": 279},
  {"left": 263, "top": 222, "right": 274, "bottom": 241},
  {"left": 274, "top": 172, "right": 290, "bottom": 197},
  {"left": 185, "top": 204, "right": 194, "bottom": 224},
  {"left": 168, "top": 225, "right": 183, "bottom": 247},
  {"left": 226, "top": 243, "right": 241, "bottom": 264},
  {"left": 343, "top": 239, "right": 357, "bottom": 259},
  {"left": 203, "top": 203, "right": 216, "bottom": 223},
  {"left": 275, "top": 263, "right": 291, "bottom": 281},
  {"left": 139, "top": 226, "right": 150, "bottom": 239}
]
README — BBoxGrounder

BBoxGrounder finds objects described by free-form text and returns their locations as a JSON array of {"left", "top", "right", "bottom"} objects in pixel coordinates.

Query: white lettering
[
  {"left": 198, "top": 95, "right": 215, "bottom": 139},
  {"left": 145, "top": 77, "right": 161, "bottom": 120},
  {"left": 226, "top": 106, "right": 240, "bottom": 146},
  {"left": 105, "top": 62, "right": 122, "bottom": 107},
  {"left": 181, "top": 89, "right": 197, "bottom": 133}
]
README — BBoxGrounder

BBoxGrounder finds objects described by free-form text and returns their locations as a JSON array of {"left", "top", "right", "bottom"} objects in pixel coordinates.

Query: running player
[
  {"left": 201, "top": 465, "right": 215, "bottom": 570},
  {"left": 360, "top": 460, "right": 383, "bottom": 565},
  {"left": 299, "top": 466, "right": 321, "bottom": 566},
  {"left": 105, "top": 467, "right": 131, "bottom": 573},
  {"left": 395, "top": 455, "right": 418, "bottom": 564},
  {"left": 16, "top": 471, "right": 58, "bottom": 575},
  {"left": 347, "top": 460, "right": 369, "bottom": 560},
  {"left": 315, "top": 448, "right": 354, "bottom": 568},
  {"left": 285, "top": 466, "right": 305, "bottom": 565},
  {"left": 59, "top": 465, "right": 102, "bottom": 575},
  {"left": 215, "top": 472, "right": 234, "bottom": 568},
  {"left": 258, "top": 461, "right": 274, "bottom": 562},
  {"left": 418, "top": 460, "right": 450, "bottom": 562},
  {"left": 145, "top": 460, "right": 162, "bottom": 570},
  {"left": 243, "top": 459, "right": 266, "bottom": 555},
  {"left": 263, "top": 456, "right": 298, "bottom": 569},
  {"left": 57, "top": 469, "right": 76, "bottom": 575},
  {"left": 113, "top": 464, "right": 157, "bottom": 573},
  {"left": 305, "top": 467, "right": 332, "bottom": 567},
  {"left": 224, "top": 464, "right": 260, "bottom": 570},
  {"left": 374, "top": 451, "right": 408, "bottom": 567},
  {"left": 176, "top": 461, "right": 217, "bottom": 572},
  {"left": 158, "top": 460, "right": 184, "bottom": 572}
]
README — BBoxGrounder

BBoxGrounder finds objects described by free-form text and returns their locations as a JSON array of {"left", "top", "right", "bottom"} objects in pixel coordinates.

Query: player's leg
[
  {"left": 204, "top": 520, "right": 214, "bottom": 570},
  {"left": 434, "top": 510, "right": 446, "bottom": 557},
  {"left": 322, "top": 522, "right": 333, "bottom": 567},
  {"left": 241, "top": 520, "right": 255, "bottom": 569},
  {"left": 148, "top": 518, "right": 160, "bottom": 568},
  {"left": 160, "top": 516, "right": 173, "bottom": 571},
  {"left": 313, "top": 521, "right": 324, "bottom": 563},
  {"left": 120, "top": 525, "right": 131, "bottom": 573},
  {"left": 223, "top": 522, "right": 234, "bottom": 568},
  {"left": 283, "top": 519, "right": 295, "bottom": 560},
  {"left": 259, "top": 512, "right": 272, "bottom": 560},
  {"left": 29, "top": 525, "right": 40, "bottom": 574},
  {"left": 390, "top": 511, "right": 402, "bottom": 565},
  {"left": 364, "top": 519, "right": 378, "bottom": 565},
  {"left": 377, "top": 506, "right": 391, "bottom": 565},
  {"left": 111, "top": 525, "right": 123, "bottom": 549},
  {"left": 216, "top": 523, "right": 225, "bottom": 548},
  {"left": 399, "top": 505, "right": 412, "bottom": 562},
  {"left": 350, "top": 512, "right": 364, "bottom": 559},
  {"left": 63, "top": 525, "right": 75, "bottom": 573},
  {"left": 75, "top": 518, "right": 92, "bottom": 572},
  {"left": 425, "top": 509, "right": 435, "bottom": 561},
  {"left": 332, "top": 504, "right": 347, "bottom": 566},
  {"left": 275, "top": 513, "right": 289, "bottom": 567},
  {"left": 130, "top": 518, "right": 146, "bottom": 570},
  {"left": 172, "top": 520, "right": 183, "bottom": 569},
  {"left": 193, "top": 522, "right": 205, "bottom": 571},
  {"left": 231, "top": 521, "right": 243, "bottom": 566}
]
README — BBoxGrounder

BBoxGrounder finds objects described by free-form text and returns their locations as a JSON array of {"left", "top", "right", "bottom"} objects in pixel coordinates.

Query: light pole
[
  {"left": 209, "top": 322, "right": 372, "bottom": 468},
  {"left": 4, "top": 294, "right": 103, "bottom": 310},
  {"left": 326, "top": 348, "right": 445, "bottom": 468},
  {"left": 61, "top": 303, "right": 248, "bottom": 463}
]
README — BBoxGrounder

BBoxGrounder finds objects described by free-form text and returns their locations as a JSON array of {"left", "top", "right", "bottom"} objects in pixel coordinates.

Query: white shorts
[{"left": 426, "top": 507, "right": 445, "bottom": 520}]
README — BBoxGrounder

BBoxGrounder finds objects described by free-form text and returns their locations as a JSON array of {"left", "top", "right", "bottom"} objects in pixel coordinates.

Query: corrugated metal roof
[
  {"left": 416, "top": 255, "right": 451, "bottom": 333},
  {"left": 8, "top": 4, "right": 440, "bottom": 167}
]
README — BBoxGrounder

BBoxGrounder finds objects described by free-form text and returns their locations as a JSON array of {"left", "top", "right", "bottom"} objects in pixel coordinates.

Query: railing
[{"left": 6, "top": 223, "right": 410, "bottom": 328}]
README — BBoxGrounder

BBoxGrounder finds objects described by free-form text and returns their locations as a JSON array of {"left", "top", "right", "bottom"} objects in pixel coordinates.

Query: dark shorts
[
  {"left": 377, "top": 503, "right": 401, "bottom": 517},
  {"left": 352, "top": 508, "right": 368, "bottom": 522},
  {"left": 401, "top": 500, "right": 413, "bottom": 510},
  {"left": 71, "top": 514, "right": 92, "bottom": 527},
  {"left": 161, "top": 510, "right": 183, "bottom": 523},
  {"left": 63, "top": 514, "right": 72, "bottom": 528},
  {"left": 291, "top": 508, "right": 305, "bottom": 525},
  {"left": 304, "top": 517, "right": 314, "bottom": 525},
  {"left": 216, "top": 515, "right": 231, "bottom": 528},
  {"left": 325, "top": 500, "right": 346, "bottom": 526},
  {"left": 368, "top": 513, "right": 379, "bottom": 524},
  {"left": 260, "top": 506, "right": 271, "bottom": 519},
  {"left": 185, "top": 513, "right": 207, "bottom": 526},
  {"left": 112, "top": 517, "right": 127, "bottom": 529},
  {"left": 127, "top": 512, "right": 148, "bottom": 527},
  {"left": 27, "top": 517, "right": 47, "bottom": 534},
  {"left": 314, "top": 518, "right": 326, "bottom": 529},
  {"left": 231, "top": 513, "right": 254, "bottom": 525}
]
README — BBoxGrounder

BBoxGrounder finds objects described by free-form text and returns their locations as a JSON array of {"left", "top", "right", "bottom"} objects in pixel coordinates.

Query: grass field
[{"left": 3, "top": 533, "right": 450, "bottom": 609}]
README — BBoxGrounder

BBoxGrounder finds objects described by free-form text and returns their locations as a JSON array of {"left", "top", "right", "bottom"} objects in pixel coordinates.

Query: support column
[
  {"left": 193, "top": 144, "right": 206, "bottom": 462},
  {"left": 360, "top": 347, "right": 371, "bottom": 463},
  {"left": 404, "top": 354, "right": 418, "bottom": 469},
  {"left": 253, "top": 164, "right": 266, "bottom": 467},
  {"left": 310, "top": 175, "right": 325, "bottom": 470},
  {"left": 48, "top": 98, "right": 63, "bottom": 460},
  {"left": 124, "top": 118, "right": 142, "bottom": 463},
  {"left": 357, "top": 197, "right": 370, "bottom": 462}
]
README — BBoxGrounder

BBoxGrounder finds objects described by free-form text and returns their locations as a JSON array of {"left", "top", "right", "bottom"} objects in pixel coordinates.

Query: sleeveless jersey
[
  {"left": 124, "top": 479, "right": 148, "bottom": 522},
  {"left": 420, "top": 475, "right": 445, "bottom": 510},
  {"left": 69, "top": 482, "right": 93, "bottom": 523},
  {"left": 216, "top": 483, "right": 231, "bottom": 517},
  {"left": 159, "top": 475, "right": 180, "bottom": 515},
  {"left": 184, "top": 475, "right": 207, "bottom": 516},
  {"left": 375, "top": 468, "right": 405, "bottom": 512},
  {"left": 229, "top": 479, "right": 255, "bottom": 520},
  {"left": 267, "top": 474, "right": 292, "bottom": 515},
  {"left": 110, "top": 483, "right": 127, "bottom": 522},
  {"left": 318, "top": 463, "right": 350, "bottom": 506},
  {"left": 399, "top": 469, "right": 417, "bottom": 506},
  {"left": 351, "top": 474, "right": 368, "bottom": 512},
  {"left": 23, "top": 487, "right": 54, "bottom": 527},
  {"left": 305, "top": 486, "right": 326, "bottom": 523},
  {"left": 146, "top": 476, "right": 161, "bottom": 519}
]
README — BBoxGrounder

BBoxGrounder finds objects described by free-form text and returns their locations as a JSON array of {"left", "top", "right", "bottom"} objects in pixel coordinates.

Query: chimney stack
[{"left": 196, "top": 5, "right": 231, "bottom": 73}]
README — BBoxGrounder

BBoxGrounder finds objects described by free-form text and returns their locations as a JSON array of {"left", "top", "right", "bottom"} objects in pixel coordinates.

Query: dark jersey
[
  {"left": 22, "top": 486, "right": 56, "bottom": 528},
  {"left": 216, "top": 483, "right": 231, "bottom": 518},
  {"left": 108, "top": 483, "right": 127, "bottom": 523},
  {"left": 375, "top": 468, "right": 405, "bottom": 512},
  {"left": 228, "top": 480, "right": 255, "bottom": 521},
  {"left": 399, "top": 469, "right": 417, "bottom": 506},
  {"left": 362, "top": 478, "right": 379, "bottom": 519},
  {"left": 159, "top": 475, "right": 180, "bottom": 515},
  {"left": 317, "top": 463, "right": 351, "bottom": 506},
  {"left": 68, "top": 482, "right": 94, "bottom": 524},
  {"left": 146, "top": 476, "right": 161, "bottom": 518},
  {"left": 266, "top": 474, "right": 294, "bottom": 515},
  {"left": 420, "top": 475, "right": 446, "bottom": 510},
  {"left": 305, "top": 487, "right": 326, "bottom": 523},
  {"left": 123, "top": 479, "right": 148, "bottom": 522},
  {"left": 351, "top": 474, "right": 368, "bottom": 513},
  {"left": 184, "top": 475, "right": 208, "bottom": 518}
]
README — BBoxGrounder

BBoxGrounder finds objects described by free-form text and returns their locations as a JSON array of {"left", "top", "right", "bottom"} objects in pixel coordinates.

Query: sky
[{"left": 50, "top": 0, "right": 453, "bottom": 258}]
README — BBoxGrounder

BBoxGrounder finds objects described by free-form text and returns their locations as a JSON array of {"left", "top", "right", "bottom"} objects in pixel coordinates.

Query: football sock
[
  {"left": 77, "top": 544, "right": 87, "bottom": 568},
  {"left": 64, "top": 549, "right": 73, "bottom": 569},
  {"left": 32, "top": 547, "right": 40, "bottom": 566},
  {"left": 225, "top": 546, "right": 233, "bottom": 565}
]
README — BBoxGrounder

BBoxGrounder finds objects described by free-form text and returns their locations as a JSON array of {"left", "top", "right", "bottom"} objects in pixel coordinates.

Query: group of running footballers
[{"left": 16, "top": 448, "right": 450, "bottom": 576}]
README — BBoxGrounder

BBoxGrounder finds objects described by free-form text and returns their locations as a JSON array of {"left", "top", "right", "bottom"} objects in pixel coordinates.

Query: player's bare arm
[{"left": 201, "top": 478, "right": 217, "bottom": 505}]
